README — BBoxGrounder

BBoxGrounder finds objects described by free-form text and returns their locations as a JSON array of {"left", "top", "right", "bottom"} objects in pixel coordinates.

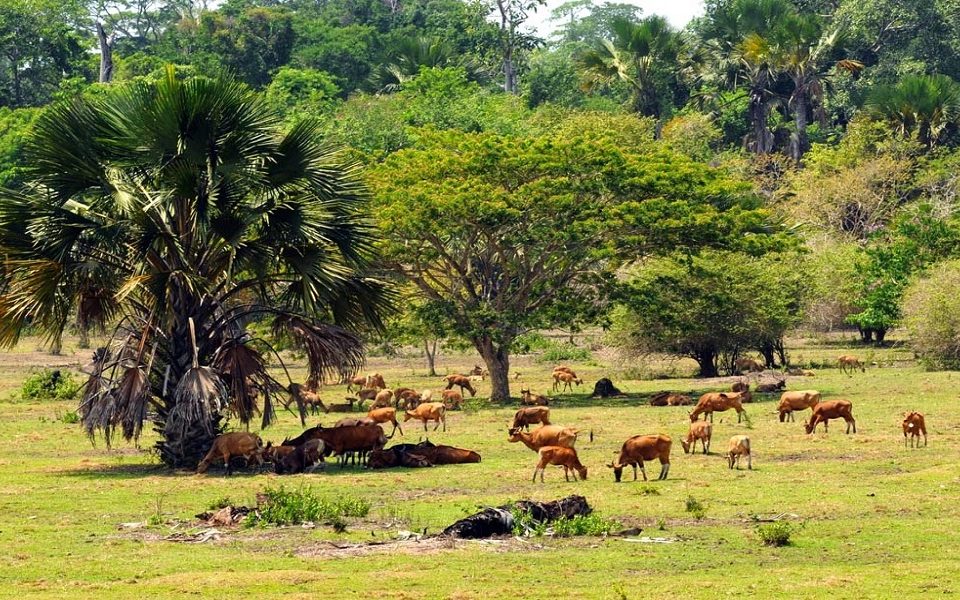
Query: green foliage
[
  {"left": 59, "top": 410, "right": 80, "bottom": 424},
  {"left": 848, "top": 205, "right": 960, "bottom": 338},
  {"left": 264, "top": 67, "right": 340, "bottom": 121},
  {"left": 685, "top": 496, "right": 707, "bottom": 520},
  {"left": 536, "top": 340, "right": 592, "bottom": 363},
  {"left": 207, "top": 496, "right": 233, "bottom": 511},
  {"left": 903, "top": 259, "right": 960, "bottom": 369},
  {"left": 611, "top": 250, "right": 806, "bottom": 376},
  {"left": 0, "top": 108, "right": 39, "bottom": 187},
  {"left": 247, "top": 486, "right": 370, "bottom": 527},
  {"left": 867, "top": 74, "right": 960, "bottom": 148},
  {"left": 661, "top": 112, "right": 723, "bottom": 161},
  {"left": 756, "top": 520, "right": 800, "bottom": 546},
  {"left": 21, "top": 370, "right": 80, "bottom": 402},
  {"left": 511, "top": 508, "right": 619, "bottom": 537}
]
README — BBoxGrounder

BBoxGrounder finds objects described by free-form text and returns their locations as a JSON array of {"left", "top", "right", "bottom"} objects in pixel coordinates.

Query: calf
[
  {"left": 443, "top": 374, "right": 477, "bottom": 397},
  {"left": 262, "top": 441, "right": 295, "bottom": 464},
  {"left": 837, "top": 355, "right": 865, "bottom": 376},
  {"left": 441, "top": 389, "right": 464, "bottom": 410},
  {"left": 404, "top": 402, "right": 447, "bottom": 432},
  {"left": 508, "top": 425, "right": 578, "bottom": 452},
  {"left": 289, "top": 383, "right": 326, "bottom": 415},
  {"left": 680, "top": 421, "right": 712, "bottom": 454},
  {"left": 777, "top": 390, "right": 820, "bottom": 422},
  {"left": 553, "top": 370, "right": 583, "bottom": 393},
  {"left": 804, "top": 400, "right": 856, "bottom": 434},
  {"left": 197, "top": 432, "right": 264, "bottom": 475},
  {"left": 512, "top": 406, "right": 551, "bottom": 431},
  {"left": 689, "top": 392, "right": 749, "bottom": 422},
  {"left": 727, "top": 435, "right": 751, "bottom": 470},
  {"left": 395, "top": 388, "right": 422, "bottom": 410},
  {"left": 275, "top": 439, "right": 326, "bottom": 474},
  {"left": 607, "top": 434, "right": 671, "bottom": 482},
  {"left": 532, "top": 446, "right": 587, "bottom": 482},
  {"left": 902, "top": 411, "right": 927, "bottom": 448}
]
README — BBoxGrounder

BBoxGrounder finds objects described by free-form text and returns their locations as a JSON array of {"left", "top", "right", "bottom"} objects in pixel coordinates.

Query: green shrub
[
  {"left": 536, "top": 340, "right": 592, "bottom": 363},
  {"left": 207, "top": 496, "right": 233, "bottom": 511},
  {"left": 247, "top": 486, "right": 370, "bottom": 528},
  {"left": 904, "top": 260, "right": 960, "bottom": 369},
  {"left": 512, "top": 332, "right": 550, "bottom": 354},
  {"left": 59, "top": 411, "right": 80, "bottom": 424},
  {"left": 685, "top": 496, "right": 706, "bottom": 520},
  {"left": 550, "top": 514, "right": 619, "bottom": 537},
  {"left": 21, "top": 370, "right": 80, "bottom": 401},
  {"left": 756, "top": 521, "right": 799, "bottom": 546}
]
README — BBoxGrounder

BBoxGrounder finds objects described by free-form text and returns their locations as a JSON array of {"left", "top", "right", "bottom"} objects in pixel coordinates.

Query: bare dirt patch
[{"left": 294, "top": 536, "right": 541, "bottom": 559}]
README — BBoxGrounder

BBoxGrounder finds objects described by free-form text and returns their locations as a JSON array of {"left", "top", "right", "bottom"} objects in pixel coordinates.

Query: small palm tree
[
  {"left": 867, "top": 74, "right": 960, "bottom": 148},
  {"left": 0, "top": 68, "right": 388, "bottom": 467},
  {"left": 372, "top": 36, "right": 458, "bottom": 93},
  {"left": 576, "top": 16, "right": 681, "bottom": 118}
]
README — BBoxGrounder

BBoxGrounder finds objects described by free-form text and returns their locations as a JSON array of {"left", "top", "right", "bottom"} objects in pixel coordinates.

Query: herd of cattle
[{"left": 195, "top": 357, "right": 930, "bottom": 481}]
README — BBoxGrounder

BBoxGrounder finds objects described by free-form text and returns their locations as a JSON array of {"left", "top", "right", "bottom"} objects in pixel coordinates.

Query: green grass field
[{"left": 1, "top": 335, "right": 956, "bottom": 599}]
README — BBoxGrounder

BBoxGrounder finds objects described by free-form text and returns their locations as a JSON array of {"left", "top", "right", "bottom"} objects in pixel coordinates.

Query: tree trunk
[
  {"left": 875, "top": 328, "right": 887, "bottom": 344},
  {"left": 747, "top": 85, "right": 774, "bottom": 154},
  {"left": 759, "top": 342, "right": 777, "bottom": 369},
  {"left": 48, "top": 334, "right": 62, "bottom": 356},
  {"left": 790, "top": 91, "right": 809, "bottom": 162},
  {"left": 78, "top": 327, "right": 90, "bottom": 349},
  {"left": 476, "top": 336, "right": 511, "bottom": 402},
  {"left": 424, "top": 338, "right": 438, "bottom": 376},
  {"left": 97, "top": 22, "right": 114, "bottom": 84},
  {"left": 503, "top": 57, "right": 516, "bottom": 94},
  {"left": 693, "top": 349, "right": 718, "bottom": 378}
]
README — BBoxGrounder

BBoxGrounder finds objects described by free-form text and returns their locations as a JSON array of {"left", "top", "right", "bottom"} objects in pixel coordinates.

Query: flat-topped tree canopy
[{"left": 0, "top": 67, "right": 389, "bottom": 467}]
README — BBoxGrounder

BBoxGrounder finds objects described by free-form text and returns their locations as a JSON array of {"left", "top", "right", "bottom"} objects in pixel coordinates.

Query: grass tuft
[{"left": 247, "top": 486, "right": 370, "bottom": 528}]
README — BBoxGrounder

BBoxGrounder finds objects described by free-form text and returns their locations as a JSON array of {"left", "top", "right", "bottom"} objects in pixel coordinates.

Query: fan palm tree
[
  {"left": 772, "top": 13, "right": 862, "bottom": 161},
  {"left": 0, "top": 68, "right": 388, "bottom": 467},
  {"left": 866, "top": 74, "right": 960, "bottom": 148},
  {"left": 371, "top": 36, "right": 458, "bottom": 93},
  {"left": 576, "top": 15, "right": 681, "bottom": 118}
]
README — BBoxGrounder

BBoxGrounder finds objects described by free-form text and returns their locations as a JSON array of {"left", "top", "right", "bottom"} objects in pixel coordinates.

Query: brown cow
[
  {"left": 404, "top": 402, "right": 447, "bottom": 432},
  {"left": 777, "top": 390, "right": 820, "bottom": 422},
  {"left": 680, "top": 421, "right": 712, "bottom": 455},
  {"left": 441, "top": 389, "right": 464, "bottom": 410},
  {"left": 902, "top": 411, "right": 927, "bottom": 448},
  {"left": 804, "top": 400, "right": 856, "bottom": 434},
  {"left": 443, "top": 374, "right": 477, "bottom": 397},
  {"left": 283, "top": 424, "right": 388, "bottom": 467},
  {"left": 520, "top": 388, "right": 549, "bottom": 406},
  {"left": 508, "top": 425, "right": 579, "bottom": 452},
  {"left": 689, "top": 392, "right": 749, "bottom": 422},
  {"left": 196, "top": 432, "right": 264, "bottom": 475},
  {"left": 532, "top": 446, "right": 587, "bottom": 482},
  {"left": 275, "top": 439, "right": 326, "bottom": 474},
  {"left": 837, "top": 355, "right": 865, "bottom": 376},
  {"left": 512, "top": 406, "right": 551, "bottom": 431},
  {"left": 607, "top": 434, "right": 672, "bottom": 481},
  {"left": 367, "top": 407, "right": 403, "bottom": 437}
]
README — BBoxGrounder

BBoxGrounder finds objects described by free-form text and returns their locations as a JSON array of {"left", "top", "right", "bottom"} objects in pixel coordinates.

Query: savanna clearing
[{"left": 2, "top": 334, "right": 957, "bottom": 599}]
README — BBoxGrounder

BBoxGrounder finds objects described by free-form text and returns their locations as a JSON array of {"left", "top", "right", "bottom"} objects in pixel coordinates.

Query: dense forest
[{"left": 3, "top": 0, "right": 960, "bottom": 395}]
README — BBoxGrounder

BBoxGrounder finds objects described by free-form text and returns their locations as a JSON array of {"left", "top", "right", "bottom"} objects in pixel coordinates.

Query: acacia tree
[
  {"left": 370, "top": 128, "right": 779, "bottom": 401},
  {"left": 0, "top": 70, "right": 386, "bottom": 467},
  {"left": 490, "top": 0, "right": 545, "bottom": 93}
]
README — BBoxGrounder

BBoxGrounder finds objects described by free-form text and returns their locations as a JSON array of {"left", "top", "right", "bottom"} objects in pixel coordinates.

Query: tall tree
[
  {"left": 866, "top": 74, "right": 960, "bottom": 148},
  {"left": 370, "top": 128, "right": 781, "bottom": 401},
  {"left": 490, "top": 0, "right": 545, "bottom": 93},
  {"left": 0, "top": 70, "right": 387, "bottom": 466}
]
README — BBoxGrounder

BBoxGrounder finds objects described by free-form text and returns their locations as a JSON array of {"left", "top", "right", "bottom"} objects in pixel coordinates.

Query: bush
[
  {"left": 511, "top": 510, "right": 619, "bottom": 537},
  {"left": 756, "top": 521, "right": 799, "bottom": 546},
  {"left": 536, "top": 339, "right": 592, "bottom": 363},
  {"left": 21, "top": 369, "right": 80, "bottom": 401},
  {"left": 247, "top": 486, "right": 370, "bottom": 528},
  {"left": 685, "top": 496, "right": 706, "bottom": 520},
  {"left": 903, "top": 260, "right": 960, "bottom": 369}
]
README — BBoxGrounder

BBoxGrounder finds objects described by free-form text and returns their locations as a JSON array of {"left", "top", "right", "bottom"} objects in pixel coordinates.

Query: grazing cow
[
  {"left": 902, "top": 412, "right": 927, "bottom": 448},
  {"left": 727, "top": 435, "right": 751, "bottom": 470},
  {"left": 837, "top": 355, "right": 865, "bottom": 376},
  {"left": 347, "top": 372, "right": 386, "bottom": 392},
  {"left": 689, "top": 392, "right": 749, "bottom": 422},
  {"left": 508, "top": 425, "right": 579, "bottom": 452},
  {"left": 275, "top": 439, "right": 326, "bottom": 474},
  {"left": 395, "top": 388, "right": 422, "bottom": 410},
  {"left": 289, "top": 383, "right": 326, "bottom": 415},
  {"left": 367, "top": 407, "right": 403, "bottom": 437},
  {"left": 681, "top": 421, "right": 712, "bottom": 455},
  {"left": 607, "top": 434, "right": 671, "bottom": 482},
  {"left": 804, "top": 400, "right": 856, "bottom": 434},
  {"left": 553, "top": 370, "right": 583, "bottom": 393},
  {"left": 777, "top": 390, "right": 821, "bottom": 422},
  {"left": 441, "top": 389, "right": 464, "bottom": 410},
  {"left": 404, "top": 402, "right": 447, "bottom": 432},
  {"left": 520, "top": 388, "right": 550, "bottom": 406},
  {"left": 512, "top": 406, "right": 551, "bottom": 431},
  {"left": 735, "top": 357, "right": 764, "bottom": 374},
  {"left": 532, "top": 446, "right": 587, "bottom": 482},
  {"left": 443, "top": 374, "right": 477, "bottom": 397},
  {"left": 196, "top": 432, "right": 264, "bottom": 475},
  {"left": 357, "top": 388, "right": 379, "bottom": 407}
]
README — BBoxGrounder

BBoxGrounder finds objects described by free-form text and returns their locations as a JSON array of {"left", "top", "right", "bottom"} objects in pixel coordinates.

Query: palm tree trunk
[{"left": 790, "top": 90, "right": 809, "bottom": 162}]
